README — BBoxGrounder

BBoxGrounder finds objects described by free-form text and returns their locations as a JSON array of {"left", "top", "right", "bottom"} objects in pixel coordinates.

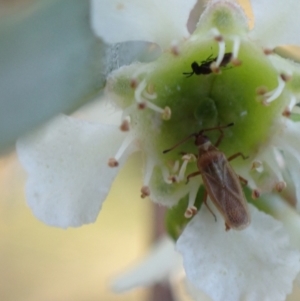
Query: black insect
[{"left": 183, "top": 52, "right": 232, "bottom": 78}]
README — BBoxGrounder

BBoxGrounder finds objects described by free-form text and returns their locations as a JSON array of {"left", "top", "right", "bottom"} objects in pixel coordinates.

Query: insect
[
  {"left": 183, "top": 52, "right": 233, "bottom": 77},
  {"left": 163, "top": 123, "right": 250, "bottom": 231}
]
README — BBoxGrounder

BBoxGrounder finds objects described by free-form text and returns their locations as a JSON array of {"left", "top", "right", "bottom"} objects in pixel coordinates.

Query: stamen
[
  {"left": 184, "top": 206, "right": 198, "bottom": 218},
  {"left": 146, "top": 102, "right": 172, "bottom": 120},
  {"left": 256, "top": 86, "right": 268, "bottom": 96},
  {"left": 141, "top": 158, "right": 156, "bottom": 197},
  {"left": 120, "top": 117, "right": 130, "bottom": 132},
  {"left": 147, "top": 83, "right": 155, "bottom": 95},
  {"left": 108, "top": 134, "right": 135, "bottom": 168},
  {"left": 262, "top": 147, "right": 285, "bottom": 182},
  {"left": 108, "top": 158, "right": 119, "bottom": 167},
  {"left": 134, "top": 79, "right": 147, "bottom": 105},
  {"left": 134, "top": 79, "right": 172, "bottom": 119},
  {"left": 178, "top": 154, "right": 196, "bottom": 182},
  {"left": 263, "top": 48, "right": 273, "bottom": 55},
  {"left": 251, "top": 160, "right": 263, "bottom": 173},
  {"left": 275, "top": 181, "right": 286, "bottom": 192},
  {"left": 172, "top": 160, "right": 180, "bottom": 173},
  {"left": 282, "top": 95, "right": 297, "bottom": 117},
  {"left": 161, "top": 165, "right": 175, "bottom": 184},
  {"left": 252, "top": 189, "right": 261, "bottom": 199},
  {"left": 130, "top": 78, "right": 139, "bottom": 89},
  {"left": 141, "top": 186, "right": 150, "bottom": 198},
  {"left": 260, "top": 76, "right": 286, "bottom": 105},
  {"left": 280, "top": 73, "right": 292, "bottom": 82},
  {"left": 230, "top": 36, "right": 242, "bottom": 66},
  {"left": 210, "top": 28, "right": 225, "bottom": 73},
  {"left": 143, "top": 89, "right": 157, "bottom": 100},
  {"left": 184, "top": 180, "right": 201, "bottom": 218},
  {"left": 170, "top": 41, "right": 180, "bottom": 56}
]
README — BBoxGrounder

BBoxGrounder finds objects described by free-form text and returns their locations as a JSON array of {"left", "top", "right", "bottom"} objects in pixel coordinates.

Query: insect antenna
[
  {"left": 163, "top": 133, "right": 196, "bottom": 154},
  {"left": 200, "top": 122, "right": 234, "bottom": 134},
  {"left": 163, "top": 123, "right": 234, "bottom": 154}
]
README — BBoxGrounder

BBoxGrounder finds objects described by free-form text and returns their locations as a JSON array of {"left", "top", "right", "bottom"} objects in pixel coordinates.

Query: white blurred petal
[
  {"left": 112, "top": 236, "right": 182, "bottom": 292},
  {"left": 17, "top": 115, "right": 129, "bottom": 228},
  {"left": 91, "top": 0, "right": 197, "bottom": 49},
  {"left": 177, "top": 203, "right": 300, "bottom": 301},
  {"left": 250, "top": 0, "right": 300, "bottom": 48}
]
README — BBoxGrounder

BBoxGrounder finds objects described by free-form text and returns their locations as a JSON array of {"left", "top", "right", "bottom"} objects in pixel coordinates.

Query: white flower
[{"left": 17, "top": 0, "right": 300, "bottom": 301}]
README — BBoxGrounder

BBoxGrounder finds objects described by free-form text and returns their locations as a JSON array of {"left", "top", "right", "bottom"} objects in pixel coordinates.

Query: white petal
[
  {"left": 112, "top": 237, "right": 182, "bottom": 292},
  {"left": 91, "top": 0, "right": 197, "bottom": 49},
  {"left": 177, "top": 203, "right": 300, "bottom": 301},
  {"left": 250, "top": 0, "right": 300, "bottom": 48},
  {"left": 17, "top": 115, "right": 129, "bottom": 228}
]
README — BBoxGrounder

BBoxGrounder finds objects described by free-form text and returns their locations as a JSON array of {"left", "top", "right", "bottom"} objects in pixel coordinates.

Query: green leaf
[{"left": 0, "top": 0, "right": 106, "bottom": 154}]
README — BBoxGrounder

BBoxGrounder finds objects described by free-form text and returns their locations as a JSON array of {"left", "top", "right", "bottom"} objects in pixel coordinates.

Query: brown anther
[
  {"left": 280, "top": 73, "right": 292, "bottom": 82},
  {"left": 184, "top": 206, "right": 198, "bottom": 218},
  {"left": 275, "top": 181, "right": 286, "bottom": 192},
  {"left": 130, "top": 78, "right": 138, "bottom": 89},
  {"left": 168, "top": 175, "right": 177, "bottom": 183},
  {"left": 256, "top": 86, "right": 268, "bottom": 96},
  {"left": 214, "top": 35, "right": 223, "bottom": 42},
  {"left": 108, "top": 158, "right": 119, "bottom": 167},
  {"left": 251, "top": 189, "right": 261, "bottom": 199},
  {"left": 263, "top": 48, "right": 273, "bottom": 55},
  {"left": 120, "top": 119, "right": 130, "bottom": 131},
  {"left": 137, "top": 102, "right": 147, "bottom": 110},
  {"left": 282, "top": 107, "right": 291, "bottom": 118},
  {"left": 141, "top": 186, "right": 150, "bottom": 198},
  {"left": 231, "top": 58, "right": 242, "bottom": 66},
  {"left": 162, "top": 106, "right": 171, "bottom": 120},
  {"left": 171, "top": 45, "right": 180, "bottom": 56},
  {"left": 251, "top": 161, "right": 262, "bottom": 171}
]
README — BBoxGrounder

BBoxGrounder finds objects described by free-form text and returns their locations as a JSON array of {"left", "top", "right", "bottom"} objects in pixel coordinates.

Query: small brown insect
[{"left": 163, "top": 123, "right": 250, "bottom": 231}]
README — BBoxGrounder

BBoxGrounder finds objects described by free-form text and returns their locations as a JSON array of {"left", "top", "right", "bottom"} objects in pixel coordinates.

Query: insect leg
[
  {"left": 182, "top": 71, "right": 194, "bottom": 78},
  {"left": 186, "top": 170, "right": 201, "bottom": 184},
  {"left": 227, "top": 152, "right": 249, "bottom": 162},
  {"left": 201, "top": 53, "right": 214, "bottom": 64},
  {"left": 203, "top": 191, "right": 217, "bottom": 222},
  {"left": 214, "top": 127, "right": 224, "bottom": 147},
  {"left": 237, "top": 175, "right": 248, "bottom": 185}
]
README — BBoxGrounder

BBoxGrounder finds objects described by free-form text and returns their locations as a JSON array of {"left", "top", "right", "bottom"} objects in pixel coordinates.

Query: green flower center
[{"left": 108, "top": 37, "right": 287, "bottom": 169}]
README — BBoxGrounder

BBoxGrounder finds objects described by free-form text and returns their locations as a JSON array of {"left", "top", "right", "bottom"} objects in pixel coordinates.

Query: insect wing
[{"left": 200, "top": 152, "right": 250, "bottom": 230}]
